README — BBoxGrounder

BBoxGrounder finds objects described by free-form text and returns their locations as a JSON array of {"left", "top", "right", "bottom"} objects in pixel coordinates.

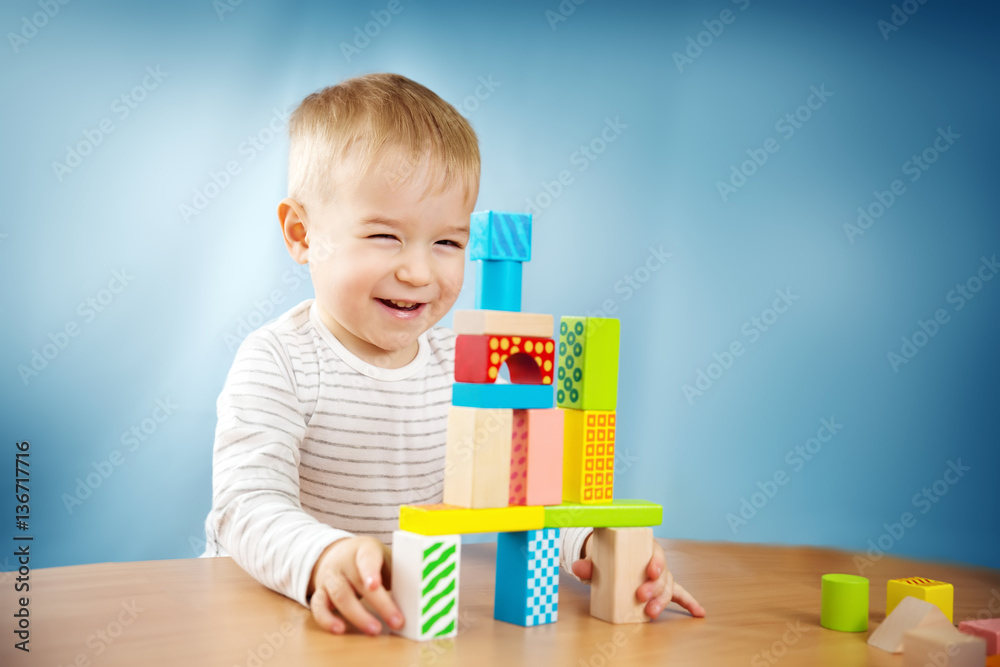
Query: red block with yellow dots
[
  {"left": 455, "top": 334, "right": 555, "bottom": 385},
  {"left": 563, "top": 409, "right": 616, "bottom": 504}
]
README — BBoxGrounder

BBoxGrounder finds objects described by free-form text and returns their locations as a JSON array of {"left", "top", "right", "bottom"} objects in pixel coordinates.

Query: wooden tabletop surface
[{"left": 4, "top": 539, "right": 998, "bottom": 666}]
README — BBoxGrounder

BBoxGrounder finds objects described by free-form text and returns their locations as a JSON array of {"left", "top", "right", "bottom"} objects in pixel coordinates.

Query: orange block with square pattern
[
  {"left": 455, "top": 334, "right": 555, "bottom": 385},
  {"left": 563, "top": 410, "right": 615, "bottom": 504}
]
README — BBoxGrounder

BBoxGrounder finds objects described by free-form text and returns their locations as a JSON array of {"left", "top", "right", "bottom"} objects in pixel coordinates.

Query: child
[{"left": 201, "top": 73, "right": 704, "bottom": 635}]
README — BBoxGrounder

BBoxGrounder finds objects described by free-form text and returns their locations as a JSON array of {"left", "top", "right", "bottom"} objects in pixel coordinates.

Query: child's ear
[{"left": 278, "top": 197, "right": 309, "bottom": 264}]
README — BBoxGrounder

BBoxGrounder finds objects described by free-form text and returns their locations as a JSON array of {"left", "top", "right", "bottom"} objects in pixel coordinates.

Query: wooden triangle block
[{"left": 868, "top": 595, "right": 952, "bottom": 653}]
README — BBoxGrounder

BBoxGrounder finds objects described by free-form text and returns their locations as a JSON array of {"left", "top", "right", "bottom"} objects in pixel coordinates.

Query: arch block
[{"left": 455, "top": 334, "right": 555, "bottom": 385}]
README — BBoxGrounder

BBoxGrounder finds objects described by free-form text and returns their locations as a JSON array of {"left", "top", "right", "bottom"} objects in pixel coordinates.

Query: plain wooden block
[
  {"left": 590, "top": 527, "right": 652, "bottom": 624},
  {"left": 868, "top": 595, "right": 952, "bottom": 653},
  {"left": 443, "top": 406, "right": 512, "bottom": 509},
  {"left": 903, "top": 625, "right": 986, "bottom": 667},
  {"left": 391, "top": 531, "right": 460, "bottom": 641},
  {"left": 958, "top": 617, "right": 1000, "bottom": 654},
  {"left": 453, "top": 310, "right": 554, "bottom": 338}
]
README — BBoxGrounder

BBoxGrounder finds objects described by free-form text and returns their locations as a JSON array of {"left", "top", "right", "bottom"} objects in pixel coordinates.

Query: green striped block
[
  {"left": 392, "top": 530, "right": 460, "bottom": 641},
  {"left": 419, "top": 540, "right": 459, "bottom": 638}
]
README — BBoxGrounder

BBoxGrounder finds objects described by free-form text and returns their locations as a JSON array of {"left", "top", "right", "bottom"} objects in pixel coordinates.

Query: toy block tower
[
  {"left": 447, "top": 211, "right": 563, "bottom": 509},
  {"left": 393, "top": 210, "right": 664, "bottom": 639}
]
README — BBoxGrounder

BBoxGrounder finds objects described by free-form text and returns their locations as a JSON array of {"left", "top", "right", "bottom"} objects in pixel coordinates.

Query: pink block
[
  {"left": 508, "top": 412, "right": 529, "bottom": 505},
  {"left": 524, "top": 408, "right": 564, "bottom": 506},
  {"left": 959, "top": 618, "right": 1000, "bottom": 655}
]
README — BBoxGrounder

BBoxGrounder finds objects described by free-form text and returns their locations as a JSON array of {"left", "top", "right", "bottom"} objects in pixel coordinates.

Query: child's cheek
[
  {"left": 441, "top": 259, "right": 465, "bottom": 301},
  {"left": 440, "top": 273, "right": 463, "bottom": 305}
]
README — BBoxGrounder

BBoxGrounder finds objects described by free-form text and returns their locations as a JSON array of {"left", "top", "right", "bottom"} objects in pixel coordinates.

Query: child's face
[{"left": 303, "top": 155, "right": 473, "bottom": 368}]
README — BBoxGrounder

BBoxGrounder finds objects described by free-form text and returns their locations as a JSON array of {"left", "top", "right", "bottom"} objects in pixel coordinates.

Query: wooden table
[{"left": 5, "top": 540, "right": 999, "bottom": 666}]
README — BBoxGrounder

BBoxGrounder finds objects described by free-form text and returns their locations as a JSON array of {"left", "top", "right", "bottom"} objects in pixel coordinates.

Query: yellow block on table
[{"left": 887, "top": 577, "right": 954, "bottom": 622}]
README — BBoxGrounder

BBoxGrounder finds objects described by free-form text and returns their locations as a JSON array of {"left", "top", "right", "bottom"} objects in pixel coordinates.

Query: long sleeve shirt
[{"left": 201, "top": 299, "right": 591, "bottom": 606}]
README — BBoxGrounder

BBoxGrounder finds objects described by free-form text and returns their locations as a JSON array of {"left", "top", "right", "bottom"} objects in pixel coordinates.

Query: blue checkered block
[
  {"left": 526, "top": 528, "right": 560, "bottom": 625},
  {"left": 494, "top": 528, "right": 560, "bottom": 627}
]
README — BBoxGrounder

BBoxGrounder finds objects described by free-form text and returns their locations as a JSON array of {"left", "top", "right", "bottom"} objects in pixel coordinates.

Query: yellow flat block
[
  {"left": 887, "top": 577, "right": 954, "bottom": 622},
  {"left": 399, "top": 503, "right": 545, "bottom": 536}
]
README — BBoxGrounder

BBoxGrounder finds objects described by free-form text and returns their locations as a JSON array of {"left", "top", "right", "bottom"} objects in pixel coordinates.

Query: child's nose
[{"left": 395, "top": 247, "right": 433, "bottom": 286}]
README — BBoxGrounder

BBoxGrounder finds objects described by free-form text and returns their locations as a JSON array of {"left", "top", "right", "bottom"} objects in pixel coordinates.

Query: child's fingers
[
  {"left": 571, "top": 558, "right": 593, "bottom": 582},
  {"left": 326, "top": 572, "right": 383, "bottom": 635},
  {"left": 637, "top": 570, "right": 669, "bottom": 606},
  {"left": 361, "top": 583, "right": 404, "bottom": 631},
  {"left": 353, "top": 541, "right": 403, "bottom": 629},
  {"left": 309, "top": 585, "right": 346, "bottom": 634},
  {"left": 643, "top": 569, "right": 674, "bottom": 618},
  {"left": 354, "top": 540, "right": 386, "bottom": 592},
  {"left": 646, "top": 545, "right": 666, "bottom": 581},
  {"left": 670, "top": 582, "right": 706, "bottom": 618}
]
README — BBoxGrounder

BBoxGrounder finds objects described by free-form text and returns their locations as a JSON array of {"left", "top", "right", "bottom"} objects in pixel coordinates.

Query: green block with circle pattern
[{"left": 556, "top": 317, "right": 620, "bottom": 410}]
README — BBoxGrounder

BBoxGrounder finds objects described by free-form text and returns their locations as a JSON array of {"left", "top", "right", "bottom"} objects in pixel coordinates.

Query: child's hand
[
  {"left": 571, "top": 533, "right": 706, "bottom": 620},
  {"left": 307, "top": 536, "right": 404, "bottom": 635}
]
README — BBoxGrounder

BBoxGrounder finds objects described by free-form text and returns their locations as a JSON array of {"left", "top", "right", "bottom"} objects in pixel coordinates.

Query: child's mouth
[{"left": 378, "top": 298, "right": 423, "bottom": 312}]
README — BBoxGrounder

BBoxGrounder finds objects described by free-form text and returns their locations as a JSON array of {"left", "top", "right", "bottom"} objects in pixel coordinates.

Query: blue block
[
  {"left": 476, "top": 260, "right": 521, "bottom": 312},
  {"left": 452, "top": 383, "right": 553, "bottom": 409},
  {"left": 469, "top": 211, "right": 532, "bottom": 262},
  {"left": 495, "top": 528, "right": 560, "bottom": 627}
]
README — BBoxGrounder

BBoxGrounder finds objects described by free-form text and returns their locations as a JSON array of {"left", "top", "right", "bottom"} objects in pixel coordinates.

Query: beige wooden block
[
  {"left": 868, "top": 595, "right": 952, "bottom": 653},
  {"left": 453, "top": 310, "right": 554, "bottom": 338},
  {"left": 903, "top": 625, "right": 987, "bottom": 667},
  {"left": 443, "top": 406, "right": 512, "bottom": 509},
  {"left": 590, "top": 527, "right": 652, "bottom": 624}
]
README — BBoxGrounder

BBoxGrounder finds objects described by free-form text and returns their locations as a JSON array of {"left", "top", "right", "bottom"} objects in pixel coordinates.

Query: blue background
[{"left": 1, "top": 0, "right": 997, "bottom": 574}]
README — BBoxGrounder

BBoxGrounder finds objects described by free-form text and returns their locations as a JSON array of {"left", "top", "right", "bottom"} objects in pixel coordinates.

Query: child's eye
[
  {"left": 368, "top": 234, "right": 398, "bottom": 241},
  {"left": 436, "top": 239, "right": 463, "bottom": 248}
]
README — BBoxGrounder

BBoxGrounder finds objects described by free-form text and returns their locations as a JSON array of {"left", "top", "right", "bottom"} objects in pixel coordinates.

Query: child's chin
[{"left": 373, "top": 333, "right": 419, "bottom": 354}]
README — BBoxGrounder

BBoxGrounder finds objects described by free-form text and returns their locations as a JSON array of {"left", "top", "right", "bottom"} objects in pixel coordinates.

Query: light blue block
[
  {"left": 495, "top": 528, "right": 560, "bottom": 627},
  {"left": 469, "top": 211, "right": 532, "bottom": 262},
  {"left": 452, "top": 382, "right": 553, "bottom": 409},
  {"left": 476, "top": 260, "right": 522, "bottom": 312}
]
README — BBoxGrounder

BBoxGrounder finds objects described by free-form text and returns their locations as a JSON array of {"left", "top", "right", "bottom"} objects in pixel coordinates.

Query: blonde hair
[{"left": 288, "top": 73, "right": 480, "bottom": 206}]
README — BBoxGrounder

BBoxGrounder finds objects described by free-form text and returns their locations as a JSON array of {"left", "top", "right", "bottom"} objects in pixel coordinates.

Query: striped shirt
[{"left": 201, "top": 299, "right": 591, "bottom": 607}]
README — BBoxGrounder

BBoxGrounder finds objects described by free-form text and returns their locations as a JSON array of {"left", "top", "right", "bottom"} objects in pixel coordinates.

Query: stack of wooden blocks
[{"left": 390, "top": 210, "right": 664, "bottom": 640}]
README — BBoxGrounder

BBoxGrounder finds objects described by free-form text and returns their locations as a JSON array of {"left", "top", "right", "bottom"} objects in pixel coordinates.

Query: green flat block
[{"left": 543, "top": 499, "right": 662, "bottom": 528}]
